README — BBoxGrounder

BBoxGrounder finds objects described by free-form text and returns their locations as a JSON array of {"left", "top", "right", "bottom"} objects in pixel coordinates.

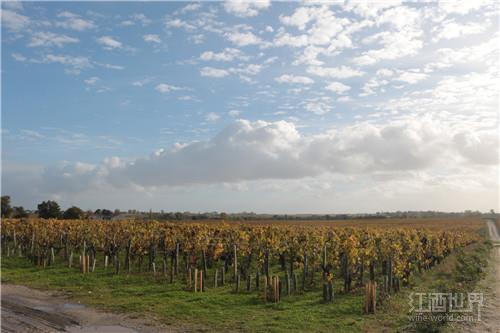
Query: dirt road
[
  {"left": 1, "top": 284, "right": 173, "bottom": 333},
  {"left": 467, "top": 219, "right": 500, "bottom": 333}
]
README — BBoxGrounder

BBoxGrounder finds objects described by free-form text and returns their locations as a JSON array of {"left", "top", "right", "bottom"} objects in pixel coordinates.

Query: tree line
[{"left": 1, "top": 196, "right": 113, "bottom": 220}]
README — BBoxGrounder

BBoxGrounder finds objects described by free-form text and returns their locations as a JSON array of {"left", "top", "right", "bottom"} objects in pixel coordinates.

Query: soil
[{"left": 1, "top": 284, "right": 175, "bottom": 333}]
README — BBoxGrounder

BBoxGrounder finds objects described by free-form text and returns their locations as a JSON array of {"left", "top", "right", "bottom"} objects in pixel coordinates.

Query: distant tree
[
  {"left": 37, "top": 200, "right": 61, "bottom": 219},
  {"left": 1, "top": 196, "right": 13, "bottom": 218},
  {"left": 63, "top": 206, "right": 85, "bottom": 219},
  {"left": 12, "top": 206, "right": 29, "bottom": 218},
  {"left": 102, "top": 209, "right": 113, "bottom": 219}
]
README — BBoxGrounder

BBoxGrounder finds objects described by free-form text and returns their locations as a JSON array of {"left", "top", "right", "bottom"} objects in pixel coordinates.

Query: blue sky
[{"left": 1, "top": 1, "right": 499, "bottom": 213}]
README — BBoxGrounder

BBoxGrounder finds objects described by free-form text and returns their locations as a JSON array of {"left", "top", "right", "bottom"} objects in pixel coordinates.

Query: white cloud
[
  {"left": 200, "top": 48, "right": 246, "bottom": 61},
  {"left": 228, "top": 110, "right": 241, "bottom": 117},
  {"left": 179, "top": 3, "right": 201, "bottom": 13},
  {"left": 205, "top": 112, "right": 220, "bottom": 122},
  {"left": 394, "top": 71, "right": 428, "bottom": 84},
  {"left": 376, "top": 68, "right": 394, "bottom": 77},
  {"left": 155, "top": 83, "right": 185, "bottom": 93},
  {"left": 353, "top": 28, "right": 423, "bottom": 65},
  {"left": 84, "top": 76, "right": 99, "bottom": 85},
  {"left": 1, "top": 9, "right": 29, "bottom": 31},
  {"left": 279, "top": 6, "right": 317, "bottom": 30},
  {"left": 19, "top": 129, "right": 45, "bottom": 140},
  {"left": 2, "top": 0, "right": 23, "bottom": 10},
  {"left": 41, "top": 54, "right": 92, "bottom": 73},
  {"left": 132, "top": 78, "right": 153, "bottom": 87},
  {"left": 97, "top": 36, "right": 122, "bottom": 50},
  {"left": 303, "top": 97, "right": 333, "bottom": 115},
  {"left": 143, "top": 34, "right": 161, "bottom": 44},
  {"left": 99, "top": 63, "right": 124, "bottom": 70},
  {"left": 130, "top": 13, "right": 152, "bottom": 26},
  {"left": 230, "top": 63, "right": 262, "bottom": 76},
  {"left": 165, "top": 18, "right": 195, "bottom": 31},
  {"left": 42, "top": 117, "right": 496, "bottom": 191},
  {"left": 56, "top": 11, "right": 95, "bottom": 31},
  {"left": 307, "top": 65, "right": 364, "bottom": 79},
  {"left": 224, "top": 0, "right": 270, "bottom": 17},
  {"left": 353, "top": 6, "right": 423, "bottom": 66},
  {"left": 274, "top": 31, "right": 309, "bottom": 48},
  {"left": 344, "top": 1, "right": 402, "bottom": 18},
  {"left": 275, "top": 74, "right": 314, "bottom": 85},
  {"left": 433, "top": 20, "right": 488, "bottom": 42},
  {"left": 28, "top": 32, "right": 79, "bottom": 48},
  {"left": 439, "top": 0, "right": 489, "bottom": 15},
  {"left": 200, "top": 67, "right": 231, "bottom": 78},
  {"left": 225, "top": 31, "right": 269, "bottom": 47},
  {"left": 325, "top": 81, "right": 351, "bottom": 94},
  {"left": 11, "top": 53, "right": 26, "bottom": 62}
]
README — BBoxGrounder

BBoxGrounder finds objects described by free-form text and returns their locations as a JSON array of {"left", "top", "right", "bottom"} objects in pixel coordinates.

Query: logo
[{"left": 408, "top": 292, "right": 484, "bottom": 322}]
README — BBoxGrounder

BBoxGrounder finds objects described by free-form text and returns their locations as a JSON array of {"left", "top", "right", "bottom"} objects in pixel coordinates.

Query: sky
[{"left": 1, "top": 0, "right": 499, "bottom": 213}]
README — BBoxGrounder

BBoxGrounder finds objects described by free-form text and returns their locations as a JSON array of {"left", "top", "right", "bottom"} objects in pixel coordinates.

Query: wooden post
[
  {"left": 170, "top": 262, "right": 174, "bottom": 283},
  {"left": 92, "top": 258, "right": 96, "bottom": 272},
  {"left": 126, "top": 240, "right": 132, "bottom": 273},
  {"left": 30, "top": 232, "right": 35, "bottom": 255},
  {"left": 50, "top": 247, "right": 56, "bottom": 265},
  {"left": 387, "top": 259, "right": 393, "bottom": 293},
  {"left": 264, "top": 275, "right": 268, "bottom": 302},
  {"left": 233, "top": 244, "right": 238, "bottom": 282},
  {"left": 13, "top": 230, "right": 17, "bottom": 252},
  {"left": 273, "top": 276, "right": 280, "bottom": 303},
  {"left": 200, "top": 270, "right": 204, "bottom": 292},
  {"left": 264, "top": 250, "right": 270, "bottom": 279},
  {"left": 115, "top": 254, "right": 120, "bottom": 275},
  {"left": 152, "top": 262, "right": 156, "bottom": 275},
  {"left": 194, "top": 268, "right": 198, "bottom": 292},
  {"left": 302, "top": 253, "right": 308, "bottom": 291},
  {"left": 364, "top": 281, "right": 377, "bottom": 313},
  {"left": 285, "top": 273, "right": 290, "bottom": 296},
  {"left": 175, "top": 243, "right": 179, "bottom": 275},
  {"left": 201, "top": 250, "right": 208, "bottom": 277},
  {"left": 324, "top": 280, "right": 333, "bottom": 302}
]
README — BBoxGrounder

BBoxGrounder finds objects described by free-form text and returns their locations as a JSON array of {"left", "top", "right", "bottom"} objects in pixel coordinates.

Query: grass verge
[{"left": 363, "top": 240, "right": 492, "bottom": 333}]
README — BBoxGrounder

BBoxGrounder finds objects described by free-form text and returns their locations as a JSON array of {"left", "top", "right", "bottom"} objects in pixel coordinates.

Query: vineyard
[{"left": 1, "top": 218, "right": 481, "bottom": 313}]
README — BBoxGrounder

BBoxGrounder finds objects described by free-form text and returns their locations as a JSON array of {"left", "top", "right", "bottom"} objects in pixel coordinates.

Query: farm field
[{"left": 0, "top": 217, "right": 490, "bottom": 332}]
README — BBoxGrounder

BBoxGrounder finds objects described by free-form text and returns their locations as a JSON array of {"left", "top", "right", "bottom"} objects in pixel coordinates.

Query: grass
[{"left": 1, "top": 256, "right": 366, "bottom": 333}]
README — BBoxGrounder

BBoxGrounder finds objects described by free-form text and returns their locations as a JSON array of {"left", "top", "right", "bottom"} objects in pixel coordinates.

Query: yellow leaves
[{"left": 4, "top": 218, "right": 478, "bottom": 270}]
